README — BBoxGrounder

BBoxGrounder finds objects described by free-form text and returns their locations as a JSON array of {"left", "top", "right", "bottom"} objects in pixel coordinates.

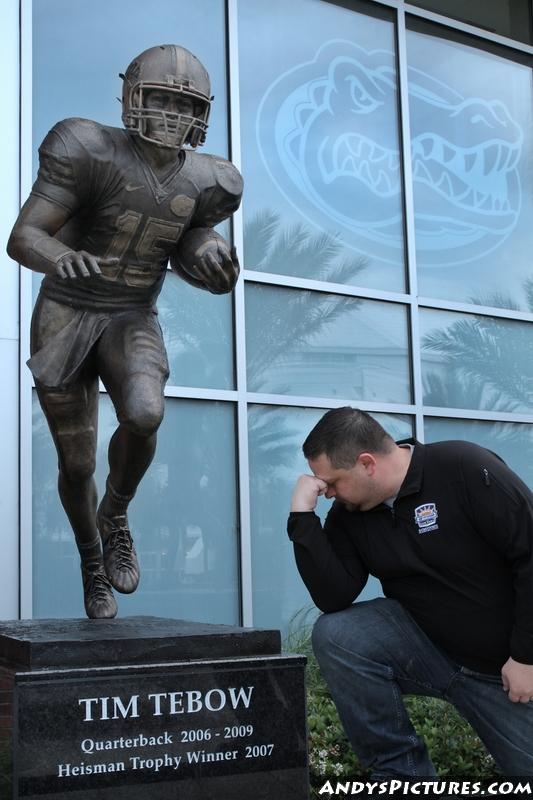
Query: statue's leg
[
  {"left": 35, "top": 379, "right": 117, "bottom": 619},
  {"left": 30, "top": 295, "right": 117, "bottom": 619},
  {"left": 95, "top": 309, "right": 169, "bottom": 594}
]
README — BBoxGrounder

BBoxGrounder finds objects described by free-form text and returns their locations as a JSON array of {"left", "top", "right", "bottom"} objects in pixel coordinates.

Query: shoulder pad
[
  {"left": 212, "top": 157, "right": 244, "bottom": 196},
  {"left": 188, "top": 153, "right": 243, "bottom": 227},
  {"left": 188, "top": 152, "right": 243, "bottom": 196},
  {"left": 49, "top": 118, "right": 119, "bottom": 160},
  {"left": 36, "top": 122, "right": 79, "bottom": 194},
  {"left": 34, "top": 118, "right": 116, "bottom": 206}
]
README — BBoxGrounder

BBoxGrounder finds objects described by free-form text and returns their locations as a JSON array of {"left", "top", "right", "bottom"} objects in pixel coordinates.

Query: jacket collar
[{"left": 395, "top": 438, "right": 425, "bottom": 499}]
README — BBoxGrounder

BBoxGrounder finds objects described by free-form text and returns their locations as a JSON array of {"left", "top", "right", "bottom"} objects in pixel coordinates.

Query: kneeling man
[{"left": 289, "top": 407, "right": 533, "bottom": 778}]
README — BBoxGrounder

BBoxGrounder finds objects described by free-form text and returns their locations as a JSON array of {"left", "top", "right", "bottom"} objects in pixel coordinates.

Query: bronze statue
[{"left": 7, "top": 45, "right": 243, "bottom": 620}]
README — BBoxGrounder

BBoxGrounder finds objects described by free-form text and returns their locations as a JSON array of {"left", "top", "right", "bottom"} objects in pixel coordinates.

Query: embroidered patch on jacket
[{"left": 414, "top": 503, "right": 439, "bottom": 533}]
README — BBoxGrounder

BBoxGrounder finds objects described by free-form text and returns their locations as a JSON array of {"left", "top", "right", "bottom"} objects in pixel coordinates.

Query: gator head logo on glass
[{"left": 257, "top": 40, "right": 522, "bottom": 266}]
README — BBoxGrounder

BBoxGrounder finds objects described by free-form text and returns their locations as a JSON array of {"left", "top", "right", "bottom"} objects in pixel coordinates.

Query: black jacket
[{"left": 288, "top": 439, "right": 533, "bottom": 674}]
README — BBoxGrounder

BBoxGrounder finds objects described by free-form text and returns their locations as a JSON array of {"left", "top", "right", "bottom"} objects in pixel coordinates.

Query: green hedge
[{"left": 285, "top": 615, "right": 500, "bottom": 798}]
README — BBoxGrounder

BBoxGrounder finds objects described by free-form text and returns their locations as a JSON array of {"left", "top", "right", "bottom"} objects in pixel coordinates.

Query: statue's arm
[
  {"left": 7, "top": 195, "right": 116, "bottom": 279},
  {"left": 7, "top": 194, "right": 76, "bottom": 275}
]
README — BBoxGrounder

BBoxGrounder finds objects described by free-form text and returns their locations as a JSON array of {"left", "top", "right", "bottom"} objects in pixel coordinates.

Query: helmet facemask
[
  {"left": 126, "top": 82, "right": 210, "bottom": 149},
  {"left": 120, "top": 45, "right": 212, "bottom": 150}
]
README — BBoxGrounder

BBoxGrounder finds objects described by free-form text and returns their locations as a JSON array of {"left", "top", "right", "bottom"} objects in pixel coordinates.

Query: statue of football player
[{"left": 7, "top": 45, "right": 243, "bottom": 620}]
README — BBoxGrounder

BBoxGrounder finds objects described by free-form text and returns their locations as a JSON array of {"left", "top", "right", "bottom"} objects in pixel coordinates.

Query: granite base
[{"left": 0, "top": 617, "right": 308, "bottom": 800}]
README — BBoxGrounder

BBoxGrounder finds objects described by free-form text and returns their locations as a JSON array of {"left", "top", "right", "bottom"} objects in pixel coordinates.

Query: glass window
[
  {"left": 407, "top": 29, "right": 533, "bottom": 310},
  {"left": 246, "top": 284, "right": 411, "bottom": 403},
  {"left": 158, "top": 275, "right": 234, "bottom": 390},
  {"left": 420, "top": 308, "right": 533, "bottom": 413},
  {"left": 248, "top": 405, "right": 413, "bottom": 633},
  {"left": 424, "top": 417, "right": 533, "bottom": 488},
  {"left": 238, "top": 0, "right": 406, "bottom": 292},
  {"left": 32, "top": 394, "right": 239, "bottom": 623},
  {"left": 408, "top": 0, "right": 532, "bottom": 44}
]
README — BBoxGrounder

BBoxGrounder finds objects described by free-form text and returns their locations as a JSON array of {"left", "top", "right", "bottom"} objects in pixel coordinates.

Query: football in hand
[{"left": 169, "top": 227, "right": 235, "bottom": 293}]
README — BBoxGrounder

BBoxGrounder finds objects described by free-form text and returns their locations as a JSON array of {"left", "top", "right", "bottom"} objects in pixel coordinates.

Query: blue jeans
[{"left": 312, "top": 598, "right": 533, "bottom": 778}]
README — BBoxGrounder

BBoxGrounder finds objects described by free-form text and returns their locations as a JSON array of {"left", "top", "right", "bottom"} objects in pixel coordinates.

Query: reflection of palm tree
[
  {"left": 245, "top": 212, "right": 373, "bottom": 606},
  {"left": 523, "top": 278, "right": 533, "bottom": 311},
  {"left": 423, "top": 372, "right": 517, "bottom": 412},
  {"left": 158, "top": 276, "right": 232, "bottom": 386},
  {"left": 148, "top": 402, "right": 237, "bottom": 595},
  {"left": 249, "top": 406, "right": 300, "bottom": 478},
  {"left": 245, "top": 210, "right": 367, "bottom": 281},
  {"left": 245, "top": 208, "right": 412, "bottom": 614},
  {"left": 246, "top": 212, "right": 411, "bottom": 459},
  {"left": 245, "top": 210, "right": 368, "bottom": 390},
  {"left": 422, "top": 288, "right": 533, "bottom": 412}
]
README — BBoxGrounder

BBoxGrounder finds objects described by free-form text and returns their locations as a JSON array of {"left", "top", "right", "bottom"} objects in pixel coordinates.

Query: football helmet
[{"left": 120, "top": 44, "right": 212, "bottom": 149}]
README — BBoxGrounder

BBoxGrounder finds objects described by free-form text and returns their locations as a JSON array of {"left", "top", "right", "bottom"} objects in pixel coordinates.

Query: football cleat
[
  {"left": 97, "top": 508, "right": 140, "bottom": 594},
  {"left": 82, "top": 563, "right": 118, "bottom": 619}
]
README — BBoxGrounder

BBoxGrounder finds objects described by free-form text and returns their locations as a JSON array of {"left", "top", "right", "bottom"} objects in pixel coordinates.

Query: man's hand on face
[
  {"left": 290, "top": 475, "right": 328, "bottom": 513},
  {"left": 54, "top": 251, "right": 119, "bottom": 280},
  {"left": 501, "top": 657, "right": 533, "bottom": 702}
]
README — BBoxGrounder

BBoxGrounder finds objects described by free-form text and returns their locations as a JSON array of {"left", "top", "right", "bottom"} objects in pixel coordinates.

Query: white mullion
[
  {"left": 418, "top": 297, "right": 533, "bottom": 324},
  {"left": 244, "top": 390, "right": 533, "bottom": 427},
  {"left": 243, "top": 269, "right": 411, "bottom": 305},
  {"left": 246, "top": 392, "right": 416, "bottom": 415},
  {"left": 227, "top": 0, "right": 253, "bottom": 628},
  {"left": 396, "top": 6, "right": 425, "bottom": 442},
  {"left": 422, "top": 407, "right": 533, "bottom": 424},
  {"left": 19, "top": 0, "right": 34, "bottom": 620},
  {"left": 163, "top": 386, "right": 238, "bottom": 402},
  {"left": 1, "top": 0, "right": 22, "bottom": 622}
]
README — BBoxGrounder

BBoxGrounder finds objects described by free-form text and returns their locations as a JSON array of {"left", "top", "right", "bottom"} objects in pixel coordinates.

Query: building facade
[{"left": 2, "top": 0, "right": 533, "bottom": 632}]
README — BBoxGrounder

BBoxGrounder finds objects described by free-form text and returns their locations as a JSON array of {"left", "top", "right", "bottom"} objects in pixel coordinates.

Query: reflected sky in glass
[
  {"left": 424, "top": 417, "right": 533, "bottom": 488},
  {"left": 158, "top": 272, "right": 234, "bottom": 390},
  {"left": 248, "top": 405, "right": 412, "bottom": 633},
  {"left": 33, "top": 0, "right": 227, "bottom": 169},
  {"left": 420, "top": 308, "right": 533, "bottom": 413},
  {"left": 407, "top": 30, "right": 533, "bottom": 309},
  {"left": 32, "top": 393, "right": 239, "bottom": 623},
  {"left": 246, "top": 284, "right": 411, "bottom": 403},
  {"left": 238, "top": 0, "right": 406, "bottom": 292}
]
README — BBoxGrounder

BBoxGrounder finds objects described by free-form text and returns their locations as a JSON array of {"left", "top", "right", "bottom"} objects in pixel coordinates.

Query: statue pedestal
[{"left": 0, "top": 617, "right": 308, "bottom": 799}]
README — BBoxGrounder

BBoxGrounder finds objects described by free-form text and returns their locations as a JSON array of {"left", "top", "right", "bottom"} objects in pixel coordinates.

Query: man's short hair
[{"left": 303, "top": 407, "right": 395, "bottom": 468}]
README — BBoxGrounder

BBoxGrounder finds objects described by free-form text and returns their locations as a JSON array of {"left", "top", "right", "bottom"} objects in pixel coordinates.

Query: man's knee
[
  {"left": 312, "top": 611, "right": 335, "bottom": 655},
  {"left": 312, "top": 607, "right": 357, "bottom": 663},
  {"left": 312, "top": 598, "right": 403, "bottom": 662}
]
